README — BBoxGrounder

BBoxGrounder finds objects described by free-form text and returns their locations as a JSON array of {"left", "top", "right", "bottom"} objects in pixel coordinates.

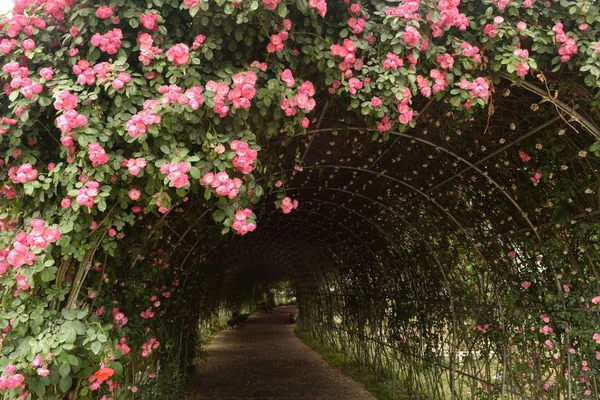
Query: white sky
[{"left": 0, "top": 0, "right": 13, "bottom": 14}]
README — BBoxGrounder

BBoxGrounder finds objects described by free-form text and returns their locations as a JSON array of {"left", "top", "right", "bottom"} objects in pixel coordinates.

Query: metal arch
[
  {"left": 280, "top": 199, "right": 430, "bottom": 285},
  {"left": 499, "top": 72, "right": 600, "bottom": 139},
  {"left": 297, "top": 128, "right": 540, "bottom": 237},
  {"left": 422, "top": 114, "right": 564, "bottom": 195}
]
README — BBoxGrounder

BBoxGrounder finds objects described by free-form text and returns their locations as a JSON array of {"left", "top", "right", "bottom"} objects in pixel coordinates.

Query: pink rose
[
  {"left": 280, "top": 69, "right": 295, "bottom": 87},
  {"left": 128, "top": 189, "right": 141, "bottom": 200},
  {"left": 370, "top": 97, "right": 382, "bottom": 107}
]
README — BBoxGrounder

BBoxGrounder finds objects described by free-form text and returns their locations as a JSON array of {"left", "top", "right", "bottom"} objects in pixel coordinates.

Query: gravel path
[{"left": 191, "top": 305, "right": 376, "bottom": 399}]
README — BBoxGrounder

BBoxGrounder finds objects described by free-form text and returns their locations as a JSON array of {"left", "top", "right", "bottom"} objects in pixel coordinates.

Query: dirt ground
[{"left": 190, "top": 305, "right": 376, "bottom": 399}]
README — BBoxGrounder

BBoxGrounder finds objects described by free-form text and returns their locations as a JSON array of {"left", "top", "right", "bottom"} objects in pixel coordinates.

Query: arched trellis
[{"left": 176, "top": 88, "right": 600, "bottom": 398}]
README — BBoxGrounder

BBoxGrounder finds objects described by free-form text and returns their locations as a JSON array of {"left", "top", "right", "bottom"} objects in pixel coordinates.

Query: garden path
[{"left": 192, "top": 305, "right": 376, "bottom": 399}]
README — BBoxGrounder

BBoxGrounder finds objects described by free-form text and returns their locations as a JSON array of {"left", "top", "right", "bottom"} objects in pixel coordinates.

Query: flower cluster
[
  {"left": 91, "top": 28, "right": 123, "bottom": 54},
  {"left": 347, "top": 77, "right": 363, "bottom": 95},
  {"left": 430, "top": 69, "right": 450, "bottom": 93},
  {"left": 512, "top": 48, "right": 530, "bottom": 77},
  {"left": 428, "top": 0, "right": 468, "bottom": 37},
  {"left": 140, "top": 12, "right": 159, "bottom": 30},
  {"left": 158, "top": 85, "right": 204, "bottom": 110},
  {"left": 159, "top": 162, "right": 190, "bottom": 188},
  {"left": 308, "top": 0, "right": 327, "bottom": 17},
  {"left": 0, "top": 117, "right": 17, "bottom": 135},
  {"left": 0, "top": 39, "right": 16, "bottom": 54},
  {"left": 396, "top": 86, "right": 414, "bottom": 124},
  {"left": 138, "top": 33, "right": 163, "bottom": 65},
  {"left": 53, "top": 90, "right": 78, "bottom": 111},
  {"left": 5, "top": 242, "right": 33, "bottom": 270},
  {"left": 8, "top": 163, "right": 37, "bottom": 184},
  {"left": 347, "top": 3, "right": 366, "bottom": 34},
  {"left": 458, "top": 77, "right": 490, "bottom": 108},
  {"left": 25, "top": 219, "right": 61, "bottom": 249},
  {"left": 2, "top": 62, "right": 42, "bottom": 99},
  {"left": 141, "top": 337, "right": 160, "bottom": 358},
  {"left": 90, "top": 366, "right": 114, "bottom": 391},
  {"left": 112, "top": 307, "right": 128, "bottom": 328},
  {"left": 166, "top": 43, "right": 190, "bottom": 66},
  {"left": 383, "top": 53, "right": 403, "bottom": 70},
  {"left": 0, "top": 366, "right": 24, "bottom": 393},
  {"left": 31, "top": 354, "right": 52, "bottom": 377},
  {"left": 552, "top": 23, "right": 578, "bottom": 63},
  {"left": 88, "top": 142, "right": 109, "bottom": 167},
  {"left": 124, "top": 158, "right": 147, "bottom": 176},
  {"left": 377, "top": 116, "right": 392, "bottom": 132},
  {"left": 126, "top": 101, "right": 161, "bottom": 137},
  {"left": 231, "top": 140, "right": 258, "bottom": 174},
  {"left": 278, "top": 196, "right": 298, "bottom": 214},
  {"left": 115, "top": 338, "right": 131, "bottom": 355},
  {"left": 76, "top": 180, "right": 100, "bottom": 207},
  {"left": 384, "top": 0, "right": 419, "bottom": 19},
  {"left": 280, "top": 69, "right": 295, "bottom": 87},
  {"left": 56, "top": 110, "right": 87, "bottom": 133},
  {"left": 205, "top": 70, "right": 257, "bottom": 117},
  {"left": 112, "top": 72, "right": 131, "bottom": 90},
  {"left": 402, "top": 26, "right": 421, "bottom": 47},
  {"left": 330, "top": 39, "right": 358, "bottom": 75},
  {"left": 201, "top": 171, "right": 242, "bottom": 199},
  {"left": 192, "top": 34, "right": 206, "bottom": 50},
  {"left": 72, "top": 60, "right": 112, "bottom": 86},
  {"left": 459, "top": 42, "right": 482, "bottom": 62},
  {"left": 4, "top": 11, "right": 46, "bottom": 37},
  {"left": 267, "top": 19, "right": 291, "bottom": 53},
  {"left": 280, "top": 81, "right": 316, "bottom": 116},
  {"left": 530, "top": 171, "right": 542, "bottom": 186},
  {"left": 232, "top": 209, "right": 256, "bottom": 235},
  {"left": 95, "top": 5, "right": 114, "bottom": 19},
  {"left": 436, "top": 53, "right": 454, "bottom": 70}
]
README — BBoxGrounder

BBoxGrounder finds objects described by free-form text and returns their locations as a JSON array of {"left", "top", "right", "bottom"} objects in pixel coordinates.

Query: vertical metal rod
[
  {"left": 393, "top": 347, "right": 397, "bottom": 399},
  {"left": 567, "top": 334, "right": 572, "bottom": 400}
]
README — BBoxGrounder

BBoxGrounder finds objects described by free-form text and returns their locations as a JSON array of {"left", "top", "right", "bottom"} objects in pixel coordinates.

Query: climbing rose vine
[{"left": 0, "top": 0, "right": 599, "bottom": 398}]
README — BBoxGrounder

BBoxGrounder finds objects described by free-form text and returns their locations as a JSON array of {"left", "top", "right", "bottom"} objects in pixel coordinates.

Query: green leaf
[
  {"left": 296, "top": 0, "right": 308, "bottom": 12},
  {"left": 189, "top": 167, "right": 201, "bottom": 179},
  {"left": 59, "top": 376, "right": 73, "bottom": 393},
  {"left": 59, "top": 363, "right": 71, "bottom": 378},
  {"left": 91, "top": 341, "right": 102, "bottom": 355},
  {"left": 41, "top": 267, "right": 56, "bottom": 282},
  {"left": 58, "top": 323, "right": 76, "bottom": 344},
  {"left": 277, "top": 2, "right": 288, "bottom": 18},
  {"left": 112, "top": 361, "right": 123, "bottom": 376},
  {"left": 31, "top": 378, "right": 46, "bottom": 397},
  {"left": 213, "top": 210, "right": 226, "bottom": 222}
]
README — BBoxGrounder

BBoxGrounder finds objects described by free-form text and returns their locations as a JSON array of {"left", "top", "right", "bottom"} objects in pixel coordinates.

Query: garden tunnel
[
  {"left": 1, "top": 0, "right": 600, "bottom": 399},
  {"left": 118, "top": 77, "right": 600, "bottom": 399}
]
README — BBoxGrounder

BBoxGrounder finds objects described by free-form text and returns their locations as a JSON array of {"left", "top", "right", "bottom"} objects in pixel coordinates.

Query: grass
[{"left": 295, "top": 328, "right": 404, "bottom": 400}]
